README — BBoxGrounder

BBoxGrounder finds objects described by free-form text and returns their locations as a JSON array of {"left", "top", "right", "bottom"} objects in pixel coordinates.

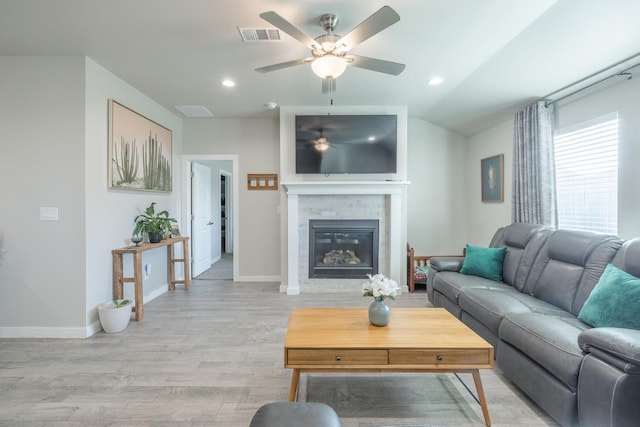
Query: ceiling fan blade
[
  {"left": 259, "top": 11, "right": 319, "bottom": 49},
  {"left": 347, "top": 55, "right": 405, "bottom": 76},
  {"left": 335, "top": 6, "right": 400, "bottom": 50},
  {"left": 255, "top": 58, "right": 311, "bottom": 73},
  {"left": 321, "top": 78, "right": 336, "bottom": 94}
]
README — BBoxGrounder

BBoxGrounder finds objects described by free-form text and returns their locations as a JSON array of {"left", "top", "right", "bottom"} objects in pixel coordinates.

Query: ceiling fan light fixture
[
  {"left": 311, "top": 55, "right": 347, "bottom": 79},
  {"left": 314, "top": 137, "right": 330, "bottom": 152}
]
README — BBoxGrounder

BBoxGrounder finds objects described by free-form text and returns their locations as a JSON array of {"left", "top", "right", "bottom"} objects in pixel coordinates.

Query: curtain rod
[{"left": 544, "top": 52, "right": 640, "bottom": 106}]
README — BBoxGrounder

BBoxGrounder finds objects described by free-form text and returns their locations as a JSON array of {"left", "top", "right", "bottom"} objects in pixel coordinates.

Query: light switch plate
[{"left": 40, "top": 207, "right": 59, "bottom": 221}]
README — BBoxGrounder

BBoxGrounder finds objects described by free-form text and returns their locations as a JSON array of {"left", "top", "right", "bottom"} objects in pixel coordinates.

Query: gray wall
[
  {"left": 0, "top": 56, "right": 86, "bottom": 332},
  {"left": 406, "top": 118, "right": 468, "bottom": 256},
  {"left": 0, "top": 56, "right": 183, "bottom": 337},
  {"left": 182, "top": 119, "right": 281, "bottom": 280}
]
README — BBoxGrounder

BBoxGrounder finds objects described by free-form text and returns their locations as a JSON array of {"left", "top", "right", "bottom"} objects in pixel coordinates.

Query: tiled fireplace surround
[{"left": 281, "top": 181, "right": 409, "bottom": 295}]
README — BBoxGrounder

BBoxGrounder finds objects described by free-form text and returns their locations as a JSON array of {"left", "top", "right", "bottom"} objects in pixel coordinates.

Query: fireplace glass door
[{"left": 309, "top": 219, "right": 379, "bottom": 279}]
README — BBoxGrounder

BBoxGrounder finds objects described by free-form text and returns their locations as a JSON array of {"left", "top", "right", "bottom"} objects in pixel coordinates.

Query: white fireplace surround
[{"left": 281, "top": 181, "right": 409, "bottom": 295}]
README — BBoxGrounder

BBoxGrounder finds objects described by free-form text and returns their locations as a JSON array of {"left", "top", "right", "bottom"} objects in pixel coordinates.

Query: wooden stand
[{"left": 112, "top": 236, "right": 190, "bottom": 320}]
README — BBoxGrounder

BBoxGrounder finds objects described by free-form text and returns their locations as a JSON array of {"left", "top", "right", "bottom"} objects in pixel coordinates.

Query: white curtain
[{"left": 512, "top": 101, "right": 557, "bottom": 226}]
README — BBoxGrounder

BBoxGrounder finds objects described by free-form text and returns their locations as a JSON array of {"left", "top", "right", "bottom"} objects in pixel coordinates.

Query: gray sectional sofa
[{"left": 427, "top": 223, "right": 640, "bottom": 427}]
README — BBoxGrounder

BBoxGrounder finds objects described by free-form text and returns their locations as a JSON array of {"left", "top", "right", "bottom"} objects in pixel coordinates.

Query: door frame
[{"left": 181, "top": 154, "right": 239, "bottom": 280}]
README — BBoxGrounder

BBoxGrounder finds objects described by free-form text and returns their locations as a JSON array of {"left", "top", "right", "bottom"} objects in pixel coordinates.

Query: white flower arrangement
[{"left": 362, "top": 273, "right": 399, "bottom": 302}]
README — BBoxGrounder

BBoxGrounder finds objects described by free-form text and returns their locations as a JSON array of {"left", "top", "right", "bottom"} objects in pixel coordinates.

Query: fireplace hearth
[{"left": 309, "top": 219, "right": 379, "bottom": 279}]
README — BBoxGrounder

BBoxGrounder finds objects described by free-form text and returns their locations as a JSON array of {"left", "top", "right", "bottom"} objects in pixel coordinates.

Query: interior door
[
  {"left": 191, "top": 162, "right": 213, "bottom": 276},
  {"left": 221, "top": 171, "right": 233, "bottom": 253}
]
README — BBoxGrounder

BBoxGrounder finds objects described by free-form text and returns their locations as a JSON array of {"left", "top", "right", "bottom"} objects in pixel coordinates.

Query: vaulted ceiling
[{"left": 2, "top": 0, "right": 639, "bottom": 136}]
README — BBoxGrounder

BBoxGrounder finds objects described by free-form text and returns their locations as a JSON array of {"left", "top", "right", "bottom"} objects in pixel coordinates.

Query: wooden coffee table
[{"left": 284, "top": 307, "right": 494, "bottom": 426}]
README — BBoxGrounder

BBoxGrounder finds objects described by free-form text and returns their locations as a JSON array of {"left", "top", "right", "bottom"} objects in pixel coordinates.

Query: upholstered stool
[{"left": 249, "top": 402, "right": 341, "bottom": 427}]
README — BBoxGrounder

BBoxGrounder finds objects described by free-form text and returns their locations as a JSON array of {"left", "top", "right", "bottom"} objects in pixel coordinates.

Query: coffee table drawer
[
  {"left": 287, "top": 349, "right": 388, "bottom": 365},
  {"left": 389, "top": 349, "right": 491, "bottom": 365}
]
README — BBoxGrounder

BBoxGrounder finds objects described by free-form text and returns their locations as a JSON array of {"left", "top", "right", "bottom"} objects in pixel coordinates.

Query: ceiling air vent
[
  {"left": 174, "top": 105, "right": 213, "bottom": 118},
  {"left": 238, "top": 27, "right": 283, "bottom": 42}
]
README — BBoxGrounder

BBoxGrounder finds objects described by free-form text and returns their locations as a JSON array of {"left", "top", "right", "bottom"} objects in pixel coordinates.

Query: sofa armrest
[
  {"left": 578, "top": 327, "right": 640, "bottom": 368},
  {"left": 429, "top": 257, "right": 464, "bottom": 273}
]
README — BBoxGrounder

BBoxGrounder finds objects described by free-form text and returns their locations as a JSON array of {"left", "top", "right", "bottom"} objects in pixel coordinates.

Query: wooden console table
[{"left": 112, "top": 236, "right": 190, "bottom": 320}]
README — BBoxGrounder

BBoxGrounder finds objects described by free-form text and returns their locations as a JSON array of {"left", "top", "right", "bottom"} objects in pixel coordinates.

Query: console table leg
[
  {"left": 112, "top": 253, "right": 124, "bottom": 299},
  {"left": 133, "top": 252, "right": 144, "bottom": 320},
  {"left": 183, "top": 240, "right": 191, "bottom": 290},
  {"left": 472, "top": 370, "right": 491, "bottom": 427},
  {"left": 168, "top": 244, "right": 175, "bottom": 290},
  {"left": 288, "top": 369, "right": 300, "bottom": 402}
]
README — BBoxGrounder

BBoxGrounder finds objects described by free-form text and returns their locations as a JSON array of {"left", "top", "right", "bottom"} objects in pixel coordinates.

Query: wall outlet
[{"left": 144, "top": 264, "right": 151, "bottom": 278}]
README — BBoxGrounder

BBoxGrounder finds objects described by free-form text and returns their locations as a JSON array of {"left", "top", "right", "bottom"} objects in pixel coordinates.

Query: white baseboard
[
  {"left": 0, "top": 326, "right": 91, "bottom": 339},
  {"left": 0, "top": 286, "right": 171, "bottom": 339}
]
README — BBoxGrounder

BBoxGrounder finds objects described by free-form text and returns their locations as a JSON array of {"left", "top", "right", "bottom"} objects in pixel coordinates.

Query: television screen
[{"left": 295, "top": 115, "right": 397, "bottom": 174}]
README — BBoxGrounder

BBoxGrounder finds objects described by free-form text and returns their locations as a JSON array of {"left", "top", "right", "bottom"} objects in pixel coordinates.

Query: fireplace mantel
[
  {"left": 282, "top": 181, "right": 410, "bottom": 196},
  {"left": 281, "top": 180, "right": 409, "bottom": 295}
]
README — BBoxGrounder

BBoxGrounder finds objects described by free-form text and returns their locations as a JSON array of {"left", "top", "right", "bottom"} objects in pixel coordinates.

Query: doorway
[{"left": 181, "top": 155, "right": 238, "bottom": 281}]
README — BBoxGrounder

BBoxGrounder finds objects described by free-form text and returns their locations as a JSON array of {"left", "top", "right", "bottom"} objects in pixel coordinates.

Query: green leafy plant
[
  {"left": 113, "top": 299, "right": 131, "bottom": 308},
  {"left": 133, "top": 202, "right": 176, "bottom": 238}
]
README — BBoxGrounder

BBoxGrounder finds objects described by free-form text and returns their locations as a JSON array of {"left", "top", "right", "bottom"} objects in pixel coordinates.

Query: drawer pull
[
  {"left": 336, "top": 356, "right": 341, "bottom": 361},
  {"left": 436, "top": 355, "right": 443, "bottom": 361}
]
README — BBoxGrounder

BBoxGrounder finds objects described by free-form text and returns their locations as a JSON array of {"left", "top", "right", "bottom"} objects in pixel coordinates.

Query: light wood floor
[{"left": 0, "top": 281, "right": 558, "bottom": 426}]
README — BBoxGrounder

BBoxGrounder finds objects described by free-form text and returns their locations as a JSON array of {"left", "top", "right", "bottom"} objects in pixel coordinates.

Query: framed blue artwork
[{"left": 481, "top": 154, "right": 504, "bottom": 202}]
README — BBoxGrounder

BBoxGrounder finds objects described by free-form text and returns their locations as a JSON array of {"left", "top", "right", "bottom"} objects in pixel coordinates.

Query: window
[{"left": 554, "top": 113, "right": 618, "bottom": 234}]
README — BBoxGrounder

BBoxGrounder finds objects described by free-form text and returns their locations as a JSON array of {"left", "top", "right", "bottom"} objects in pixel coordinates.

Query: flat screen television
[{"left": 295, "top": 114, "right": 397, "bottom": 174}]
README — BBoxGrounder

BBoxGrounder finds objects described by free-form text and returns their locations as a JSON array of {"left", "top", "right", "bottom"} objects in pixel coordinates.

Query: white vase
[{"left": 98, "top": 300, "right": 133, "bottom": 333}]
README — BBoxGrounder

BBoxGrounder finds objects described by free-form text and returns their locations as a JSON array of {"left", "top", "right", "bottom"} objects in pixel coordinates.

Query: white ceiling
[{"left": 2, "top": 0, "right": 639, "bottom": 136}]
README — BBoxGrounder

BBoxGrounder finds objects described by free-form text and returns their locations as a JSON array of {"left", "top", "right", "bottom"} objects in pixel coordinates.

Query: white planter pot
[{"left": 98, "top": 300, "right": 133, "bottom": 333}]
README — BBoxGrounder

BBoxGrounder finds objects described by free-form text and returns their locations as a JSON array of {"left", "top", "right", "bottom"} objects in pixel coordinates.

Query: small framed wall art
[
  {"left": 247, "top": 173, "right": 278, "bottom": 190},
  {"left": 481, "top": 154, "right": 504, "bottom": 202}
]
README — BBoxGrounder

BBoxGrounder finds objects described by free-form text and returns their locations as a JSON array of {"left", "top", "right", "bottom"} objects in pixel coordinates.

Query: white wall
[
  {"left": 466, "top": 120, "right": 513, "bottom": 245},
  {"left": 0, "top": 56, "right": 183, "bottom": 338},
  {"left": 464, "top": 73, "right": 640, "bottom": 243},
  {"left": 406, "top": 118, "right": 468, "bottom": 255},
  {"left": 0, "top": 56, "right": 86, "bottom": 335},
  {"left": 85, "top": 58, "right": 183, "bottom": 333},
  {"left": 182, "top": 119, "right": 280, "bottom": 280}
]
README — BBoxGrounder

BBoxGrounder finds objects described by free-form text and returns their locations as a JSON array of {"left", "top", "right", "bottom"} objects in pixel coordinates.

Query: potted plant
[
  {"left": 98, "top": 299, "right": 133, "bottom": 333},
  {"left": 133, "top": 202, "right": 176, "bottom": 243}
]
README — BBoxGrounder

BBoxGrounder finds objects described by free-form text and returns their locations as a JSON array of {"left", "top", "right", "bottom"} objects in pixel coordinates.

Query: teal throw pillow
[
  {"left": 578, "top": 264, "right": 640, "bottom": 329},
  {"left": 459, "top": 244, "right": 506, "bottom": 282}
]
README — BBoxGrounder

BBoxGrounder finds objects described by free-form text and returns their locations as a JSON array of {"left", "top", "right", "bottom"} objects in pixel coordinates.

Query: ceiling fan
[{"left": 255, "top": 6, "right": 405, "bottom": 92}]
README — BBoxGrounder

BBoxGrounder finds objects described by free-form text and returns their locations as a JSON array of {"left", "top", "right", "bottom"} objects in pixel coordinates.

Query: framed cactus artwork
[{"left": 108, "top": 99, "right": 172, "bottom": 192}]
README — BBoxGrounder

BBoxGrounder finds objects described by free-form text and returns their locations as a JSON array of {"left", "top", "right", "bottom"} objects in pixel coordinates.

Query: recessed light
[
  {"left": 428, "top": 76, "right": 444, "bottom": 86},
  {"left": 368, "top": 136, "right": 376, "bottom": 142},
  {"left": 222, "top": 79, "right": 236, "bottom": 88}
]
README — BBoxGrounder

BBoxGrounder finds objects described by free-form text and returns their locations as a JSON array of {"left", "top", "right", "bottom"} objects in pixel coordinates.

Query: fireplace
[{"left": 309, "top": 219, "right": 379, "bottom": 279}]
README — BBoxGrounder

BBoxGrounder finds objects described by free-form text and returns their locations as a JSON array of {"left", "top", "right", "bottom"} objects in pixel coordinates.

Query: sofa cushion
[
  {"left": 578, "top": 264, "right": 640, "bottom": 329},
  {"left": 492, "top": 223, "right": 547, "bottom": 289},
  {"left": 611, "top": 237, "right": 640, "bottom": 281},
  {"left": 460, "top": 244, "right": 506, "bottom": 281},
  {"left": 499, "top": 312, "right": 589, "bottom": 389},
  {"left": 432, "top": 271, "right": 498, "bottom": 305},
  {"left": 459, "top": 287, "right": 569, "bottom": 336},
  {"left": 528, "top": 230, "right": 621, "bottom": 315}
]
